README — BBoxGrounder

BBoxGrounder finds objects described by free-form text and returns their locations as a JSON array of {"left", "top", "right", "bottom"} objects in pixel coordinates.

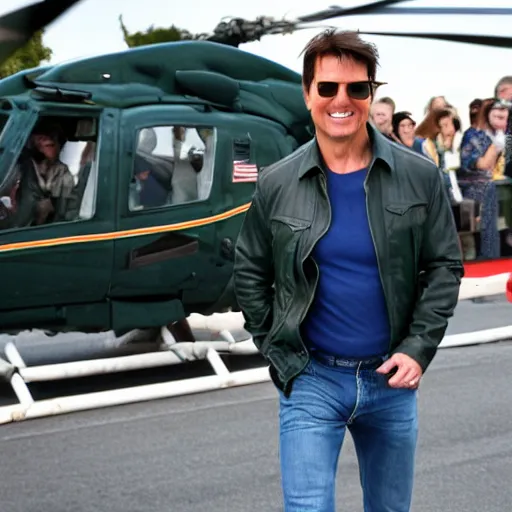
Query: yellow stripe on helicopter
[{"left": 0, "top": 202, "right": 252, "bottom": 254}]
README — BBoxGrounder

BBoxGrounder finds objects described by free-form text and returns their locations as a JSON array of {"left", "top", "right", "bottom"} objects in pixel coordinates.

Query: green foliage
[
  {"left": 0, "top": 30, "right": 52, "bottom": 79},
  {"left": 119, "top": 15, "right": 196, "bottom": 48}
]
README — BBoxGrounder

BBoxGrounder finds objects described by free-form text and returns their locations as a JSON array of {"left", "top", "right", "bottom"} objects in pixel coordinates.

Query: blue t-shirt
[{"left": 301, "top": 167, "right": 390, "bottom": 358}]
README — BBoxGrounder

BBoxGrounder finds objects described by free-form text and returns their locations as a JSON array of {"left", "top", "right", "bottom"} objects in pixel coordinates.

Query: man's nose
[{"left": 332, "top": 84, "right": 351, "bottom": 103}]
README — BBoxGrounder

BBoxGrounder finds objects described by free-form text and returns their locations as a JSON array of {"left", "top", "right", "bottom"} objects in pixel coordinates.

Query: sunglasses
[
  {"left": 317, "top": 80, "right": 387, "bottom": 100},
  {"left": 493, "top": 98, "right": 512, "bottom": 109}
]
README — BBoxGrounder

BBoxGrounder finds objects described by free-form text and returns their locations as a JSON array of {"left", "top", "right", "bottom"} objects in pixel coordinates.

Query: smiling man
[{"left": 234, "top": 29, "right": 463, "bottom": 512}]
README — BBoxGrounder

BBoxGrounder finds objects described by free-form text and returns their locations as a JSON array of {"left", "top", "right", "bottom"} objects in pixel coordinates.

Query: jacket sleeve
[
  {"left": 233, "top": 181, "right": 275, "bottom": 350},
  {"left": 392, "top": 170, "right": 464, "bottom": 371}
]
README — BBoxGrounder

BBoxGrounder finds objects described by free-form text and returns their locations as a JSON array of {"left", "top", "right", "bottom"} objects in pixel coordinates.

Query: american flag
[{"left": 232, "top": 160, "right": 258, "bottom": 183}]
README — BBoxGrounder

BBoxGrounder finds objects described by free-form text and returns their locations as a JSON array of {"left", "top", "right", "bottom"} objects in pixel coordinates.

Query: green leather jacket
[{"left": 233, "top": 124, "right": 464, "bottom": 396}]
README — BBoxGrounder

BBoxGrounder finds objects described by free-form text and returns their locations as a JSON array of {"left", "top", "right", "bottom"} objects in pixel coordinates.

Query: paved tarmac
[{"left": 0, "top": 297, "right": 511, "bottom": 512}]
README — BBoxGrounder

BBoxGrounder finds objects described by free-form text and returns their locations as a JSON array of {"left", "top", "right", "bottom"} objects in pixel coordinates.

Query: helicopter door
[
  {"left": 110, "top": 110, "right": 224, "bottom": 331},
  {"left": 0, "top": 103, "right": 116, "bottom": 331}
]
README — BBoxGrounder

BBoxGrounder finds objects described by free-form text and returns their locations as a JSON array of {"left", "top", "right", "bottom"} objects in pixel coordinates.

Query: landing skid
[
  {"left": 0, "top": 268, "right": 510, "bottom": 424},
  {"left": 0, "top": 312, "right": 268, "bottom": 424}
]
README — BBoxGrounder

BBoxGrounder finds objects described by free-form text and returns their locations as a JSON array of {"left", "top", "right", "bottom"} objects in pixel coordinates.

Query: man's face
[
  {"left": 303, "top": 55, "right": 371, "bottom": 142},
  {"left": 497, "top": 83, "right": 512, "bottom": 101},
  {"left": 36, "top": 135, "right": 59, "bottom": 160},
  {"left": 398, "top": 118, "right": 416, "bottom": 146},
  {"left": 370, "top": 102, "right": 393, "bottom": 134},
  {"left": 438, "top": 115, "right": 455, "bottom": 138},
  {"left": 489, "top": 107, "right": 508, "bottom": 132}
]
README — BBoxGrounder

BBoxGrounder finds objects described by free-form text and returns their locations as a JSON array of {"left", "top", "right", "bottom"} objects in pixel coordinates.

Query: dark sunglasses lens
[
  {"left": 347, "top": 82, "right": 371, "bottom": 99},
  {"left": 317, "top": 82, "right": 338, "bottom": 97}
]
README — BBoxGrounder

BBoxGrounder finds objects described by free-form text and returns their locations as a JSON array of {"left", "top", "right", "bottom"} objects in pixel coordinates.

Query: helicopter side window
[
  {"left": 0, "top": 115, "right": 99, "bottom": 230},
  {"left": 130, "top": 125, "right": 215, "bottom": 211}
]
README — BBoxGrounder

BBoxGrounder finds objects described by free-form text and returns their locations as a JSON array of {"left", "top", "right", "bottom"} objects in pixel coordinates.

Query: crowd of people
[{"left": 369, "top": 75, "right": 512, "bottom": 260}]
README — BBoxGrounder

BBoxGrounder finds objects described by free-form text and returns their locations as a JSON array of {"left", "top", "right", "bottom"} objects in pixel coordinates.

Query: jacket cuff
[{"left": 391, "top": 335, "right": 438, "bottom": 372}]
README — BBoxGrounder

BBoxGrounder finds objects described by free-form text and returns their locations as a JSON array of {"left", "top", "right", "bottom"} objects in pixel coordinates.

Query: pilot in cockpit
[{"left": 10, "top": 125, "right": 76, "bottom": 227}]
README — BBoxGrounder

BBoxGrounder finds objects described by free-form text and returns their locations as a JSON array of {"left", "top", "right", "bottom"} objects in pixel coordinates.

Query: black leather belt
[{"left": 311, "top": 350, "right": 385, "bottom": 370}]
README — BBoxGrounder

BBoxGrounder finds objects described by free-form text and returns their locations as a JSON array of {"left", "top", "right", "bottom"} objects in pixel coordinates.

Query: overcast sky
[{"left": 1, "top": 0, "right": 511, "bottom": 128}]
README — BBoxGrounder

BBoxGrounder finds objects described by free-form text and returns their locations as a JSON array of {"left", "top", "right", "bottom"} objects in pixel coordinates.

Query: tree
[
  {"left": 119, "top": 15, "right": 196, "bottom": 48},
  {"left": 0, "top": 30, "right": 52, "bottom": 79}
]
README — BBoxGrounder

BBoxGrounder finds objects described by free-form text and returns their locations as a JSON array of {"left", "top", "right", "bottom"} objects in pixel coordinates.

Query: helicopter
[{"left": 0, "top": 0, "right": 511, "bottom": 341}]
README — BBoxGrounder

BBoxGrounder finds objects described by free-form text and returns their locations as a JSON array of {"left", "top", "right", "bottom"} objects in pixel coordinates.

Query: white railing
[{"left": 0, "top": 273, "right": 510, "bottom": 425}]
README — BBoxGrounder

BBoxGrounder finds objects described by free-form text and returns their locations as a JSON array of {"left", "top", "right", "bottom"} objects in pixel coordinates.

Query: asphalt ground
[{"left": 0, "top": 296, "right": 511, "bottom": 512}]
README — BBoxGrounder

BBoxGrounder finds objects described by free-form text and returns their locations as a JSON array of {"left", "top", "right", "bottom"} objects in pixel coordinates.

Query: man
[
  {"left": 495, "top": 76, "right": 512, "bottom": 101},
  {"left": 12, "top": 126, "right": 76, "bottom": 227},
  {"left": 233, "top": 29, "right": 463, "bottom": 512},
  {"left": 370, "top": 96, "right": 395, "bottom": 139}
]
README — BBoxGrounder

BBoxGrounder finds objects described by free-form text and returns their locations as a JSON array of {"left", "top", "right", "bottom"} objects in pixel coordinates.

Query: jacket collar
[{"left": 298, "top": 122, "right": 394, "bottom": 179}]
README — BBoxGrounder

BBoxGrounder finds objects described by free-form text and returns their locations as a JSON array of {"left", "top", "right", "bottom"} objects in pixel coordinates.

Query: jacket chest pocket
[
  {"left": 384, "top": 202, "right": 427, "bottom": 269},
  {"left": 270, "top": 215, "right": 311, "bottom": 298},
  {"left": 384, "top": 202, "right": 428, "bottom": 234}
]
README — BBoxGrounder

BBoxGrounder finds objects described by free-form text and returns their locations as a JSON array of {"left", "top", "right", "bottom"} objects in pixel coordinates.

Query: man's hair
[
  {"left": 495, "top": 76, "right": 512, "bottom": 97},
  {"left": 377, "top": 96, "right": 395, "bottom": 107},
  {"left": 300, "top": 29, "right": 379, "bottom": 93},
  {"left": 374, "top": 96, "right": 396, "bottom": 111},
  {"left": 469, "top": 98, "right": 482, "bottom": 110}
]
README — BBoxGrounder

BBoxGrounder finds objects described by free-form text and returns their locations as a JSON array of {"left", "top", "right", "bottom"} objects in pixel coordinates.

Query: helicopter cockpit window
[
  {"left": 129, "top": 125, "right": 216, "bottom": 211},
  {"left": 0, "top": 115, "right": 99, "bottom": 230}
]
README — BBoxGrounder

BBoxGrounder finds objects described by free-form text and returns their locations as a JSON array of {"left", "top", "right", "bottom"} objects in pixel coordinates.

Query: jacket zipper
[
  {"left": 301, "top": 172, "right": 331, "bottom": 322},
  {"left": 363, "top": 170, "right": 394, "bottom": 347},
  {"left": 287, "top": 171, "right": 332, "bottom": 384}
]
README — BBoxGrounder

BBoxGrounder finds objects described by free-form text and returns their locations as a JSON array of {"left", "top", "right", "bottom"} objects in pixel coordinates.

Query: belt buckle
[{"left": 334, "top": 357, "right": 357, "bottom": 368}]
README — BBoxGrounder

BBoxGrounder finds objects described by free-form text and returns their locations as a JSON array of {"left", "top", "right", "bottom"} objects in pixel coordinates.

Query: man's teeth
[{"left": 329, "top": 112, "right": 353, "bottom": 118}]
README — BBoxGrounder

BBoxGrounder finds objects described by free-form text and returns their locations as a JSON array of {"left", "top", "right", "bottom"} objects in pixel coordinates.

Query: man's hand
[{"left": 376, "top": 353, "right": 423, "bottom": 389}]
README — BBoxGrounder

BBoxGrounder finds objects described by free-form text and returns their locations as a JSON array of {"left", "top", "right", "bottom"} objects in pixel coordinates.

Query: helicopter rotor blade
[
  {"left": 360, "top": 7, "right": 512, "bottom": 16},
  {"left": 300, "top": 4, "right": 512, "bottom": 22},
  {"left": 358, "top": 30, "right": 512, "bottom": 49},
  {"left": 298, "top": 0, "right": 408, "bottom": 23},
  {"left": 0, "top": 0, "right": 82, "bottom": 66}
]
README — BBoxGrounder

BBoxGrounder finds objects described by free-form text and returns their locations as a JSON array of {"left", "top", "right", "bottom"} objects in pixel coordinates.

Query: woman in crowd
[
  {"left": 414, "top": 109, "right": 463, "bottom": 206},
  {"left": 391, "top": 111, "right": 427, "bottom": 155},
  {"left": 424, "top": 95, "right": 459, "bottom": 116},
  {"left": 417, "top": 109, "right": 463, "bottom": 170},
  {"left": 424, "top": 95, "right": 448, "bottom": 114},
  {"left": 458, "top": 98, "right": 508, "bottom": 258}
]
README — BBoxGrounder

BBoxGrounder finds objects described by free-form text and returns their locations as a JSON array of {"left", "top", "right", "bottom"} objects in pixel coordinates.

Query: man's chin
[{"left": 325, "top": 127, "right": 365, "bottom": 141}]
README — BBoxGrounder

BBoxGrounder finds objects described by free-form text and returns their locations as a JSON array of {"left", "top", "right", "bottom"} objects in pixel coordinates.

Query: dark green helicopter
[{"left": 0, "top": 0, "right": 510, "bottom": 340}]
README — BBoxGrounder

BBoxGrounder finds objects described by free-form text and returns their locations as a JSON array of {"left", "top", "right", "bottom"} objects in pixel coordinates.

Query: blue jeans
[{"left": 278, "top": 355, "right": 418, "bottom": 512}]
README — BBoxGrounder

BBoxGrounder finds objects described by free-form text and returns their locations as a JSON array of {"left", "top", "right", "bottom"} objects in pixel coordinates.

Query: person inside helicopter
[
  {"left": 132, "top": 127, "right": 172, "bottom": 209},
  {"left": 130, "top": 125, "right": 210, "bottom": 210},
  {"left": 9, "top": 124, "right": 76, "bottom": 228},
  {"left": 168, "top": 126, "right": 201, "bottom": 204}
]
